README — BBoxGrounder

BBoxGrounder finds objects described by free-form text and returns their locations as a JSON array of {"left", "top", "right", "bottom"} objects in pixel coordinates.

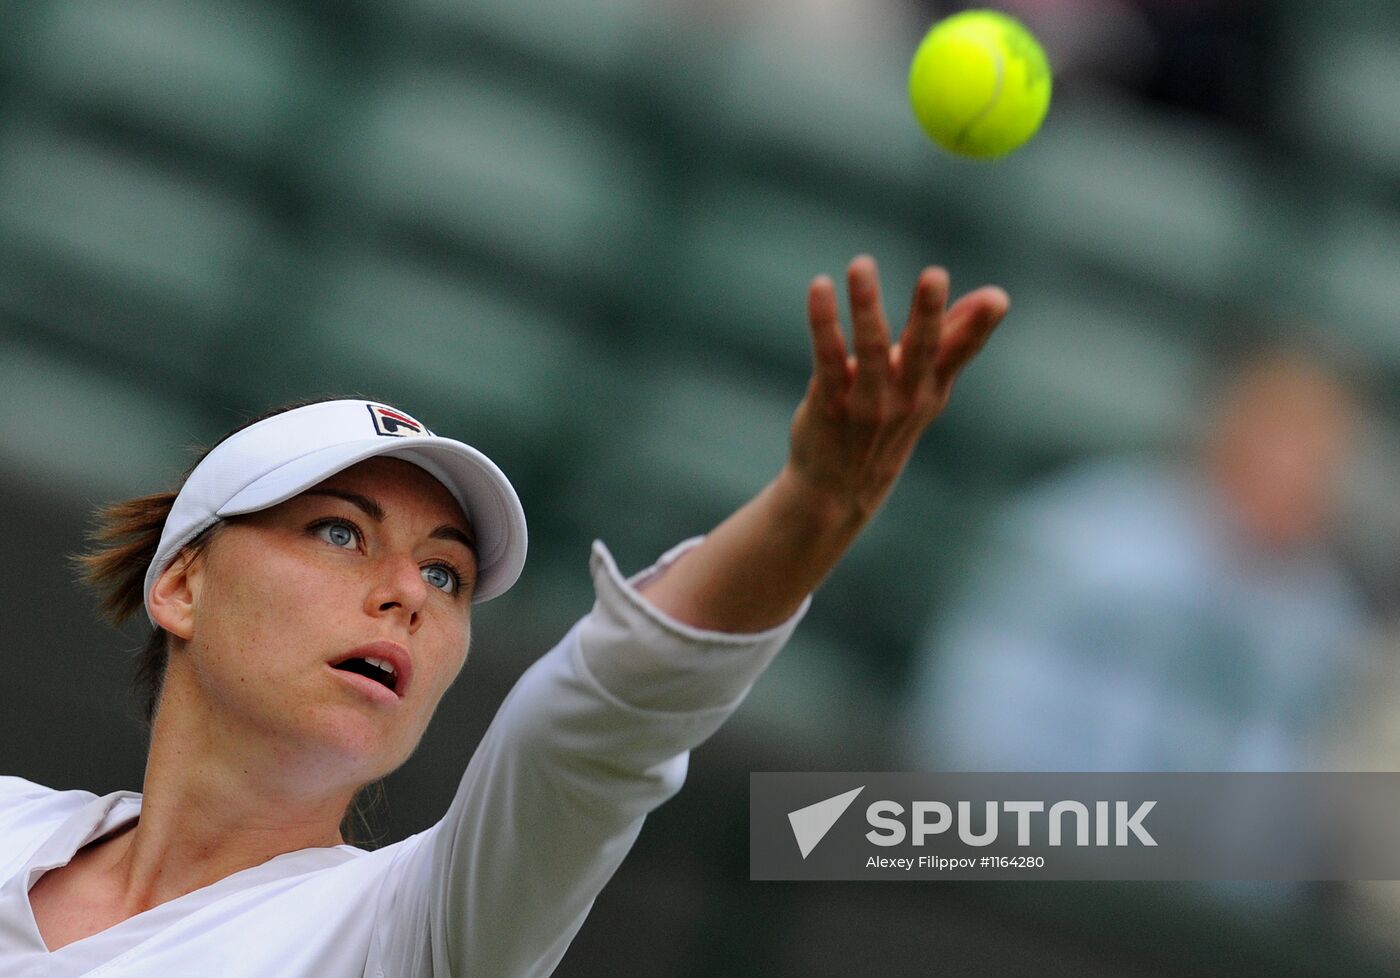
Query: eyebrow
[{"left": 302, "top": 488, "right": 478, "bottom": 560}]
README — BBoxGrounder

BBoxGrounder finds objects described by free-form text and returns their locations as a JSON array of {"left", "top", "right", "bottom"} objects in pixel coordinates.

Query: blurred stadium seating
[{"left": 4, "top": 0, "right": 1400, "bottom": 974}]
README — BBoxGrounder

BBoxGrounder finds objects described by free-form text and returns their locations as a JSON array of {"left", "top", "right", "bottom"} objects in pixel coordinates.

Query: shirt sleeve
[{"left": 370, "top": 537, "right": 810, "bottom": 978}]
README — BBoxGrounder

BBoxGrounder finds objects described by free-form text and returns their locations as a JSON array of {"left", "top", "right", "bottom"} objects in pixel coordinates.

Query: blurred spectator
[
  {"left": 1130, "top": 0, "right": 1283, "bottom": 133},
  {"left": 926, "top": 0, "right": 1284, "bottom": 135},
  {"left": 901, "top": 348, "right": 1372, "bottom": 775}
]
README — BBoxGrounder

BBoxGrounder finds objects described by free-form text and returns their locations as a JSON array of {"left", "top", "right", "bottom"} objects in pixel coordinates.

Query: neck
[{"left": 103, "top": 676, "right": 357, "bottom": 913}]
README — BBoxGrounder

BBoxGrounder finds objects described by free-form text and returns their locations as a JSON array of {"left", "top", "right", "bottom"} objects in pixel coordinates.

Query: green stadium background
[{"left": 4, "top": 0, "right": 1400, "bottom": 974}]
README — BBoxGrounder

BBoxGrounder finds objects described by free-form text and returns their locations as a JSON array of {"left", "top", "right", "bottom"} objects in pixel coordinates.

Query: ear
[{"left": 148, "top": 548, "right": 205, "bottom": 641}]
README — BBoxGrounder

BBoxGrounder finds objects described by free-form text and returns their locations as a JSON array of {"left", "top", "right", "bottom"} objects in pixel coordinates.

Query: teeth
[{"left": 363, "top": 656, "right": 397, "bottom": 677}]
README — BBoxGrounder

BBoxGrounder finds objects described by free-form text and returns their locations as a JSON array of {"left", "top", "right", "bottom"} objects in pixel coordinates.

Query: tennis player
[{"left": 0, "top": 256, "right": 1006, "bottom": 977}]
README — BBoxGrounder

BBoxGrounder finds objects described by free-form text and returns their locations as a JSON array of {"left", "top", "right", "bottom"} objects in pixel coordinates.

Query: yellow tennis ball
[{"left": 908, "top": 9, "right": 1052, "bottom": 159}]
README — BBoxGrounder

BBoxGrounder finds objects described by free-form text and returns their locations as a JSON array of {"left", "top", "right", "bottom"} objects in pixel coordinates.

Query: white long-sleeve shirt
[{"left": 0, "top": 538, "right": 809, "bottom": 978}]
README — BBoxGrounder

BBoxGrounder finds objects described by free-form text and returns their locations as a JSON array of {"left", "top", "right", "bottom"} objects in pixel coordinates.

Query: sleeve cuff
[{"left": 577, "top": 537, "right": 811, "bottom": 713}]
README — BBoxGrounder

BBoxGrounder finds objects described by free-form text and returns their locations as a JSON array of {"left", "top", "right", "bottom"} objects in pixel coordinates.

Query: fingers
[
  {"left": 806, "top": 274, "right": 848, "bottom": 401},
  {"left": 847, "top": 255, "right": 891, "bottom": 413},
  {"left": 934, "top": 286, "right": 1010, "bottom": 384},
  {"left": 807, "top": 257, "right": 1008, "bottom": 416},
  {"left": 897, "top": 266, "right": 950, "bottom": 391}
]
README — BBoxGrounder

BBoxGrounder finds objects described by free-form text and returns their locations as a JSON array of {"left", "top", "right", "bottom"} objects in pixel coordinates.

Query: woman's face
[{"left": 160, "top": 456, "right": 479, "bottom": 789}]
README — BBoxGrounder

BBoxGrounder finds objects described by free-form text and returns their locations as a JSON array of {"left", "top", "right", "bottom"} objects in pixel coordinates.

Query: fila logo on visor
[{"left": 367, "top": 404, "right": 433, "bottom": 439}]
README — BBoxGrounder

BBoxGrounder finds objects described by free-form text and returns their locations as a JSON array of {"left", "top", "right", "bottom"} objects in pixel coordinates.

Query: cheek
[
  {"left": 441, "top": 618, "right": 472, "bottom": 675},
  {"left": 197, "top": 547, "right": 352, "bottom": 663},
  {"left": 422, "top": 622, "right": 472, "bottom": 701}
]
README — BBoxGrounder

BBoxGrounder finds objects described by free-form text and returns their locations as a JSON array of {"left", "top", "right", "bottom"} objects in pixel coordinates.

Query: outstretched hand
[
  {"left": 636, "top": 254, "right": 1008, "bottom": 633},
  {"left": 787, "top": 255, "right": 1009, "bottom": 523}
]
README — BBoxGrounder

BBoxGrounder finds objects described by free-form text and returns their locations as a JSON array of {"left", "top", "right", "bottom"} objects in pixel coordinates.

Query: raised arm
[
  {"left": 637, "top": 255, "right": 1008, "bottom": 632},
  {"left": 370, "top": 254, "right": 1008, "bottom": 978}
]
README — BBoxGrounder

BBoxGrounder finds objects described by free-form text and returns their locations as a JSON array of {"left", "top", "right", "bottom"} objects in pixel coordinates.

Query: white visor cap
[{"left": 142, "top": 400, "right": 527, "bottom": 626}]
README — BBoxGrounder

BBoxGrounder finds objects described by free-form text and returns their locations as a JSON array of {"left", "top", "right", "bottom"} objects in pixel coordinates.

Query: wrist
[{"left": 773, "top": 463, "right": 870, "bottom": 540}]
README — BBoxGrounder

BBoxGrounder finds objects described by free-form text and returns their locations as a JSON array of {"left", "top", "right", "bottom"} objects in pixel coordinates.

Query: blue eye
[
  {"left": 314, "top": 520, "right": 359, "bottom": 549},
  {"left": 422, "top": 564, "right": 459, "bottom": 594}
]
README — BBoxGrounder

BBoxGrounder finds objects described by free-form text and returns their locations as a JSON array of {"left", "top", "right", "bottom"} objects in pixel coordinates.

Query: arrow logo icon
[{"left": 787, "top": 786, "right": 865, "bottom": 859}]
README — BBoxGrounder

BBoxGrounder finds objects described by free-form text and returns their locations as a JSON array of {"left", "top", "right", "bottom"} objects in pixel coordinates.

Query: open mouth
[
  {"left": 331, "top": 657, "right": 398, "bottom": 694},
  {"left": 329, "top": 642, "right": 411, "bottom": 699}
]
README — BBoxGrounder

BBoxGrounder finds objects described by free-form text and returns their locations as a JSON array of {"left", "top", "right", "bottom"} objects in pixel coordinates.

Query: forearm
[{"left": 636, "top": 463, "right": 865, "bottom": 633}]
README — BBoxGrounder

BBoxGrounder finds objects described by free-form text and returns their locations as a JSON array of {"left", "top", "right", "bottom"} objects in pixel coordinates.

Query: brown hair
[{"left": 72, "top": 398, "right": 390, "bottom": 849}]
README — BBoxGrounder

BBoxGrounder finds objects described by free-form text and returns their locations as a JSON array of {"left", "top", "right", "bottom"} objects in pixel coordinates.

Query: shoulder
[
  {"left": 1001, "top": 457, "right": 1192, "bottom": 556},
  {"left": 0, "top": 776, "right": 59, "bottom": 807},
  {"left": 0, "top": 778, "right": 100, "bottom": 876},
  {"left": 1014, "top": 457, "right": 1185, "bottom": 525},
  {"left": 0, "top": 777, "right": 96, "bottom": 829}
]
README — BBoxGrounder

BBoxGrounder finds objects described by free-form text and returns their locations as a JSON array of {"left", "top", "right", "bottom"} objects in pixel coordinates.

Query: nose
[{"left": 364, "top": 554, "right": 430, "bottom": 632}]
